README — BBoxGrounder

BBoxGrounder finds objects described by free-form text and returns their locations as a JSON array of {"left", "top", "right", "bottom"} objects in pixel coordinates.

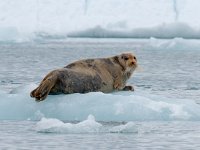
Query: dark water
[{"left": 1, "top": 121, "right": 200, "bottom": 150}]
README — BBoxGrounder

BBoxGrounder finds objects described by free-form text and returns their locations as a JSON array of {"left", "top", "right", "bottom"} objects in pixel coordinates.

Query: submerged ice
[{"left": 0, "top": 84, "right": 200, "bottom": 121}]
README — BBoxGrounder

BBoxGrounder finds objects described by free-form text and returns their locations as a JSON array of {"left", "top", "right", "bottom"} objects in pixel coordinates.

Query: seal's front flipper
[{"left": 122, "top": 85, "right": 134, "bottom": 91}]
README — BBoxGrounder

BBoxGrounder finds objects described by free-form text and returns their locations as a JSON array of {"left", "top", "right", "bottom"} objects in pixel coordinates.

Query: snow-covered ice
[{"left": 1, "top": 0, "right": 200, "bottom": 41}]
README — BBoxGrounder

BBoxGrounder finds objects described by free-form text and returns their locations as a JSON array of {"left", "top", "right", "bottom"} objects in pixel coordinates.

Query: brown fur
[{"left": 30, "top": 53, "right": 137, "bottom": 101}]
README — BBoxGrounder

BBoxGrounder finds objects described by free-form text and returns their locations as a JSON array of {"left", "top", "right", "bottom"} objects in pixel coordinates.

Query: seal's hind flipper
[
  {"left": 30, "top": 72, "right": 58, "bottom": 101},
  {"left": 30, "top": 87, "right": 38, "bottom": 97}
]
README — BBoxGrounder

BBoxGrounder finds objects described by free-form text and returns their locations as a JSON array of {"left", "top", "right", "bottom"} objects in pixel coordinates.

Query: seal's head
[{"left": 117, "top": 53, "right": 137, "bottom": 73}]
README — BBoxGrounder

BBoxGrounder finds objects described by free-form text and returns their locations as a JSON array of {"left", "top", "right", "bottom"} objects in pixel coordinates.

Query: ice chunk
[
  {"left": 0, "top": 85, "right": 200, "bottom": 121},
  {"left": 36, "top": 115, "right": 102, "bottom": 133},
  {"left": 36, "top": 115, "right": 138, "bottom": 134}
]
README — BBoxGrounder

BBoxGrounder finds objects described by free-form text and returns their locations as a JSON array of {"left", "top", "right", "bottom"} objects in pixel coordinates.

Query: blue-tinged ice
[{"left": 0, "top": 84, "right": 200, "bottom": 121}]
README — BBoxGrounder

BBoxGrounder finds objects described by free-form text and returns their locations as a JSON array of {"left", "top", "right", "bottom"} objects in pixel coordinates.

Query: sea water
[{"left": 0, "top": 38, "right": 200, "bottom": 149}]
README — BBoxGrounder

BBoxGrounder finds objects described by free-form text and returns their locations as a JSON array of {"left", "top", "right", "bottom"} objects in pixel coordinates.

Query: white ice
[
  {"left": 1, "top": 0, "right": 200, "bottom": 41},
  {"left": 35, "top": 115, "right": 138, "bottom": 134}
]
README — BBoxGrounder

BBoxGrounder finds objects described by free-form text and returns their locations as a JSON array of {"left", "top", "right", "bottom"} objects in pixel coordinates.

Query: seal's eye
[
  {"left": 133, "top": 56, "right": 136, "bottom": 60},
  {"left": 124, "top": 57, "right": 128, "bottom": 60},
  {"left": 121, "top": 55, "right": 128, "bottom": 61}
]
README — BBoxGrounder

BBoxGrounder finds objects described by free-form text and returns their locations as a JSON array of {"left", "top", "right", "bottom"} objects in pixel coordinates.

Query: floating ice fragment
[
  {"left": 36, "top": 115, "right": 139, "bottom": 134},
  {"left": 109, "top": 122, "right": 138, "bottom": 133},
  {"left": 1, "top": 85, "right": 200, "bottom": 121},
  {"left": 35, "top": 115, "right": 102, "bottom": 133}
]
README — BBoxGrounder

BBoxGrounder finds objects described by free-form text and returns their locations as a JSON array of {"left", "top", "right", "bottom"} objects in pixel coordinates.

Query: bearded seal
[{"left": 30, "top": 53, "right": 137, "bottom": 101}]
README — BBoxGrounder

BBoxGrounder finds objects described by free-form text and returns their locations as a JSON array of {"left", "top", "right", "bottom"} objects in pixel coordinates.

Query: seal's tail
[{"left": 30, "top": 71, "right": 57, "bottom": 101}]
